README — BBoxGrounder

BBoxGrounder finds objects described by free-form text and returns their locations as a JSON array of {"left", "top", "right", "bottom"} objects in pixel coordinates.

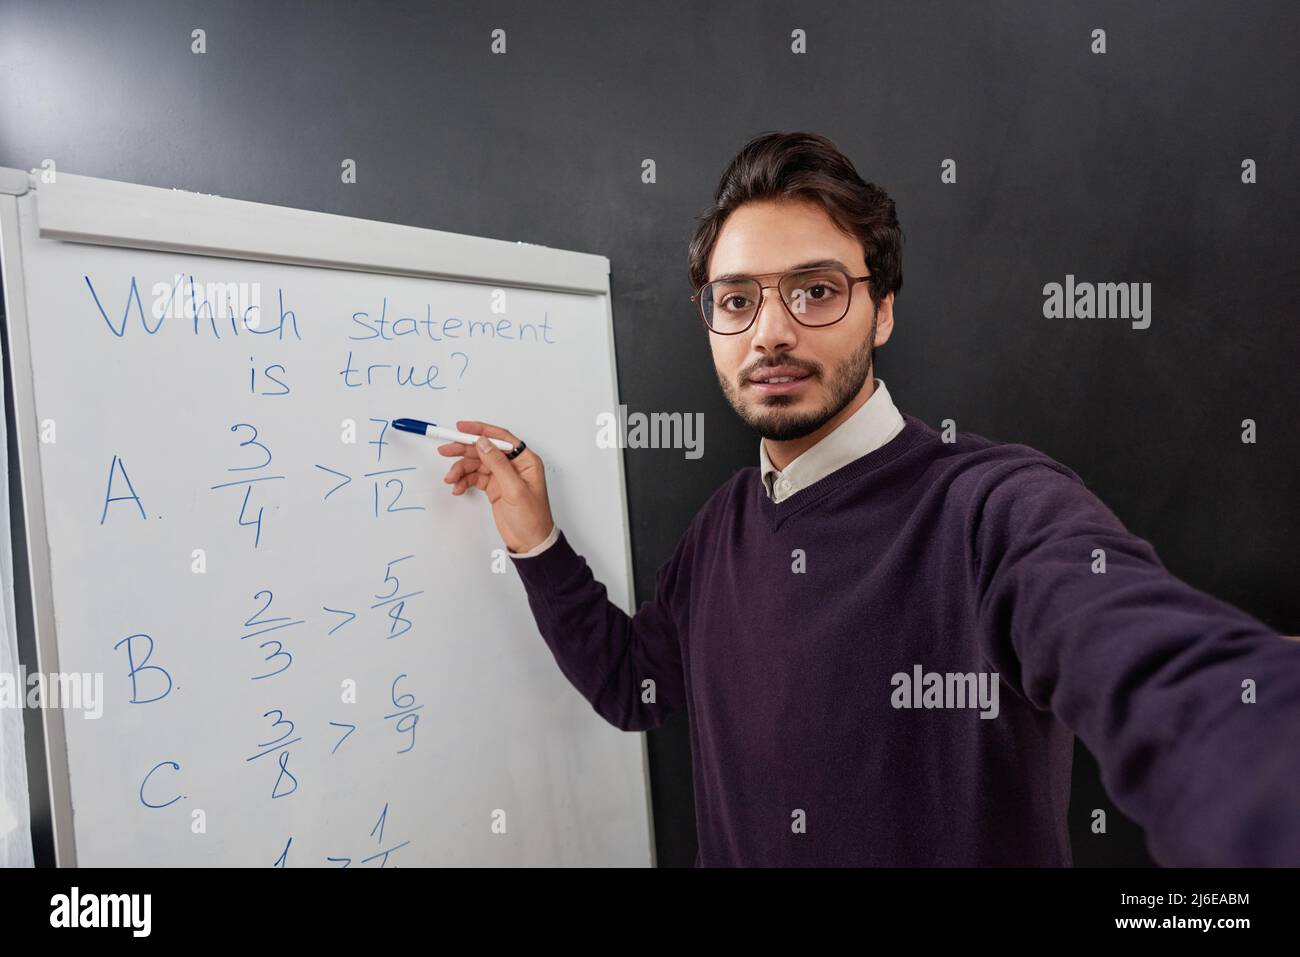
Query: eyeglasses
[{"left": 691, "top": 265, "right": 871, "bottom": 335}]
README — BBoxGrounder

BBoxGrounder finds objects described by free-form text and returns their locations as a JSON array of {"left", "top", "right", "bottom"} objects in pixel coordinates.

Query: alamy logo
[
  {"left": 890, "top": 665, "right": 1000, "bottom": 719},
  {"left": 1042, "top": 274, "right": 1151, "bottom": 329},
  {"left": 49, "top": 887, "right": 151, "bottom": 937},
  {"left": 0, "top": 667, "right": 103, "bottom": 719},
  {"left": 152, "top": 274, "right": 262, "bottom": 325},
  {"left": 595, "top": 406, "right": 704, "bottom": 460}
]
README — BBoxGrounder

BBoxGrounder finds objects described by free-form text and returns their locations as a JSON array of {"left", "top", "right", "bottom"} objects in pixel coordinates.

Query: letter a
[{"left": 101, "top": 455, "right": 147, "bottom": 524}]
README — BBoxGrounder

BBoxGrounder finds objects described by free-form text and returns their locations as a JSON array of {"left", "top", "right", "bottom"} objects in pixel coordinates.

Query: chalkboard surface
[{"left": 0, "top": 169, "right": 651, "bottom": 866}]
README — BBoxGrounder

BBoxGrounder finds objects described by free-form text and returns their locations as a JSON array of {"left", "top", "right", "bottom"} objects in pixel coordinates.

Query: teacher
[{"left": 435, "top": 131, "right": 1300, "bottom": 867}]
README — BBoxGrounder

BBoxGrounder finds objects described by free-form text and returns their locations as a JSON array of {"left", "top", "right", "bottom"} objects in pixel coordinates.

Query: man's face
[{"left": 705, "top": 198, "right": 894, "bottom": 442}]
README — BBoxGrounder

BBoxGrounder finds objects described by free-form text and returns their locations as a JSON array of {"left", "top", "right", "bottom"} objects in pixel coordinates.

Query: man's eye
[{"left": 722, "top": 295, "right": 750, "bottom": 310}]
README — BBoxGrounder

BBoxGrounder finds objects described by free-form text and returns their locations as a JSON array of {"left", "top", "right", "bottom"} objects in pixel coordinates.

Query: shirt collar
[{"left": 759, "top": 377, "right": 905, "bottom": 502}]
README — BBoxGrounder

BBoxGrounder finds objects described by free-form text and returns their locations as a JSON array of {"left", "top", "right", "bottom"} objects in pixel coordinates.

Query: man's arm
[
  {"left": 510, "top": 527, "right": 691, "bottom": 731},
  {"left": 970, "top": 462, "right": 1300, "bottom": 866},
  {"left": 436, "top": 420, "right": 689, "bottom": 732}
]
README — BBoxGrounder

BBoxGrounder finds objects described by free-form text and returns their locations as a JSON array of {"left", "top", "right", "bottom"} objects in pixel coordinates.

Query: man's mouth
[{"left": 746, "top": 365, "right": 814, "bottom": 396}]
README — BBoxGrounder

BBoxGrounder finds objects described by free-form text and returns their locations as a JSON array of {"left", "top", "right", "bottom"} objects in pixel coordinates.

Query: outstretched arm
[{"left": 970, "top": 463, "right": 1300, "bottom": 866}]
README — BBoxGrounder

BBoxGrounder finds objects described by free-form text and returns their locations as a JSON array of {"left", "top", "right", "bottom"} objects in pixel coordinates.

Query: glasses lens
[
  {"left": 701, "top": 278, "right": 760, "bottom": 333},
  {"left": 780, "top": 268, "right": 851, "bottom": 325}
]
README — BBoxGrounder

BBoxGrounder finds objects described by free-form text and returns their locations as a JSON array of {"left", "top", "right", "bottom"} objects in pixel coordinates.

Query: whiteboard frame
[
  {"left": 0, "top": 168, "right": 70, "bottom": 866},
  {"left": 0, "top": 167, "right": 655, "bottom": 867}
]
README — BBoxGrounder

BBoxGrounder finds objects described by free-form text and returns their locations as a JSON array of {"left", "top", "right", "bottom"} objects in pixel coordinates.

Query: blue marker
[{"left": 391, "top": 418, "right": 515, "bottom": 452}]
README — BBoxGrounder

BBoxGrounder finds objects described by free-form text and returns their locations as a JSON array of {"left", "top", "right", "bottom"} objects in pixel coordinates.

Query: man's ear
[{"left": 873, "top": 292, "right": 896, "bottom": 348}]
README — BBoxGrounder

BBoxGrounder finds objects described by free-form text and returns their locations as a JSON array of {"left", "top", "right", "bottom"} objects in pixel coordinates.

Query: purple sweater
[{"left": 511, "top": 412, "right": 1300, "bottom": 866}]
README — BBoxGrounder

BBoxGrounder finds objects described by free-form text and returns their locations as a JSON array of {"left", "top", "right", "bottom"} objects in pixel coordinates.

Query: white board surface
[{"left": 0, "top": 170, "right": 650, "bottom": 866}]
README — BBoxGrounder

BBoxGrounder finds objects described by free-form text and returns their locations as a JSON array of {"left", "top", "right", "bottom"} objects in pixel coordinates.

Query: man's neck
[{"left": 763, "top": 375, "right": 877, "bottom": 472}]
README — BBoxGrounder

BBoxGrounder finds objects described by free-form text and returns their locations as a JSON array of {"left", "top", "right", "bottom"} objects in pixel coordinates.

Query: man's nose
[{"left": 749, "top": 286, "right": 798, "bottom": 353}]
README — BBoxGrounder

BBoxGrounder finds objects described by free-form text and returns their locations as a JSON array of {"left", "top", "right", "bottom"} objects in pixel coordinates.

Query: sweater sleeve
[
  {"left": 969, "top": 462, "right": 1300, "bottom": 866},
  {"left": 509, "top": 527, "right": 691, "bottom": 732}
]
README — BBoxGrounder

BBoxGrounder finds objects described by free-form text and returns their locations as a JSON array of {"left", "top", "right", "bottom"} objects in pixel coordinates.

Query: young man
[{"left": 437, "top": 132, "right": 1300, "bottom": 866}]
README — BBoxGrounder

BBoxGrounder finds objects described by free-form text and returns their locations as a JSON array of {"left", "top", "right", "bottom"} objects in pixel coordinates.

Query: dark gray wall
[{"left": 2, "top": 0, "right": 1296, "bottom": 867}]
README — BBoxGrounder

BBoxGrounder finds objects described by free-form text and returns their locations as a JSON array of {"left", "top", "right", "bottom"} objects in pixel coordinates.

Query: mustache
[{"left": 740, "top": 356, "right": 821, "bottom": 383}]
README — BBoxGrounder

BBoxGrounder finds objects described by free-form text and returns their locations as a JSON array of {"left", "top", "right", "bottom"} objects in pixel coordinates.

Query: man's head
[{"left": 687, "top": 132, "right": 903, "bottom": 444}]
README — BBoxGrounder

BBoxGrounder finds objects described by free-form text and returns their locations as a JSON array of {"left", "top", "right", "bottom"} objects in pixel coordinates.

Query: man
[{"left": 436, "top": 131, "right": 1300, "bottom": 866}]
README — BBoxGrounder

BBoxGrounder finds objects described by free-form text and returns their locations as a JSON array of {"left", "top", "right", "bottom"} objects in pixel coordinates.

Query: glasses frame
[{"left": 691, "top": 265, "right": 872, "bottom": 335}]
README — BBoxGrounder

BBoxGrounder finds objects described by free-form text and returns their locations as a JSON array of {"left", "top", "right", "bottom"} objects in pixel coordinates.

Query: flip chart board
[{"left": 0, "top": 168, "right": 651, "bottom": 866}]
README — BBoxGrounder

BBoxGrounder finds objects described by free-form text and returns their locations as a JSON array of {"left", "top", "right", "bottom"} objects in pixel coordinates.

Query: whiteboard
[{"left": 0, "top": 169, "right": 651, "bottom": 866}]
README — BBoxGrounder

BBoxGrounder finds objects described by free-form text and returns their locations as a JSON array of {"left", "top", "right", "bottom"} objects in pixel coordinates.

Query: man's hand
[{"left": 437, "top": 420, "right": 555, "bottom": 553}]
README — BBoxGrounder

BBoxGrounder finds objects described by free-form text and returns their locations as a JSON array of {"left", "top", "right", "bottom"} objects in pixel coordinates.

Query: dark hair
[{"left": 687, "top": 131, "right": 903, "bottom": 310}]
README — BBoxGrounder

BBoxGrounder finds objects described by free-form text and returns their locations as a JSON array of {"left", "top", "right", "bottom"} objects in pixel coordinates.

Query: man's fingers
[
  {"left": 444, "top": 421, "right": 535, "bottom": 504},
  {"left": 446, "top": 457, "right": 486, "bottom": 483},
  {"left": 474, "top": 436, "right": 526, "bottom": 498},
  {"left": 455, "top": 421, "right": 540, "bottom": 472},
  {"left": 436, "top": 441, "right": 473, "bottom": 458},
  {"left": 456, "top": 421, "right": 544, "bottom": 478}
]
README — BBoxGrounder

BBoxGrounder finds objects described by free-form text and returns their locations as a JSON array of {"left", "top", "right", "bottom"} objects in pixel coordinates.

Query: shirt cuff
[{"left": 509, "top": 524, "right": 560, "bottom": 558}]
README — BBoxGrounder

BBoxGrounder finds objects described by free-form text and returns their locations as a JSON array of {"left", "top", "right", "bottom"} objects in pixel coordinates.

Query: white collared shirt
[{"left": 759, "top": 377, "right": 905, "bottom": 502}]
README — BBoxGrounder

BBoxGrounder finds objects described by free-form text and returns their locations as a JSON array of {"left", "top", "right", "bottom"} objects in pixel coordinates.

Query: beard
[{"left": 716, "top": 315, "right": 876, "bottom": 442}]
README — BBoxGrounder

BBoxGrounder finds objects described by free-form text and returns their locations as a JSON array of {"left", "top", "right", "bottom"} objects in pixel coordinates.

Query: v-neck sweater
[{"left": 510, "top": 412, "right": 1300, "bottom": 866}]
